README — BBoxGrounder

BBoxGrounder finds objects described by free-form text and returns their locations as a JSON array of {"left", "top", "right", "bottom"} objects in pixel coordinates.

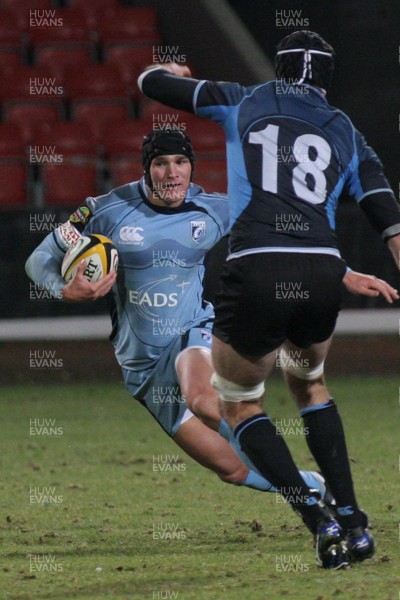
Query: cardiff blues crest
[{"left": 191, "top": 220, "right": 206, "bottom": 243}]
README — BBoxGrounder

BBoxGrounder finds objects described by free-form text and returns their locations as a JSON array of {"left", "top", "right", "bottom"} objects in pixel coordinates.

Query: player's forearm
[
  {"left": 138, "top": 67, "right": 199, "bottom": 113},
  {"left": 387, "top": 233, "right": 400, "bottom": 270},
  {"left": 25, "top": 236, "right": 66, "bottom": 299}
]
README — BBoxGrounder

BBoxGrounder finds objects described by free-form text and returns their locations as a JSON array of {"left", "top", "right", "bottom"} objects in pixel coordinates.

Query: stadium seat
[
  {"left": 97, "top": 7, "right": 160, "bottom": 47},
  {"left": 101, "top": 118, "right": 153, "bottom": 159},
  {"left": 71, "top": 102, "right": 132, "bottom": 144},
  {"left": 1, "top": 0, "right": 53, "bottom": 11},
  {"left": 0, "top": 123, "right": 26, "bottom": 159},
  {"left": 67, "top": 65, "right": 133, "bottom": 141},
  {"left": 0, "top": 65, "right": 65, "bottom": 101},
  {"left": 28, "top": 9, "right": 94, "bottom": 47},
  {"left": 137, "top": 99, "right": 196, "bottom": 127},
  {"left": 107, "top": 156, "right": 142, "bottom": 188},
  {"left": 0, "top": 11, "right": 25, "bottom": 66},
  {"left": 41, "top": 162, "right": 98, "bottom": 207},
  {"left": 66, "top": 64, "right": 128, "bottom": 100},
  {"left": 32, "top": 121, "right": 98, "bottom": 158},
  {"left": 0, "top": 49, "right": 21, "bottom": 71},
  {"left": 194, "top": 159, "right": 227, "bottom": 193},
  {"left": 35, "top": 46, "right": 93, "bottom": 80},
  {"left": 104, "top": 45, "right": 155, "bottom": 87},
  {"left": 185, "top": 120, "right": 226, "bottom": 157},
  {"left": 4, "top": 103, "right": 63, "bottom": 144},
  {"left": 67, "top": 0, "right": 121, "bottom": 27},
  {"left": 0, "top": 161, "right": 27, "bottom": 206}
]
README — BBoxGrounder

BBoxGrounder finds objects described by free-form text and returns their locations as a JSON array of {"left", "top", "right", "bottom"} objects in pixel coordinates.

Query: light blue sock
[
  {"left": 244, "top": 469, "right": 276, "bottom": 491},
  {"left": 218, "top": 418, "right": 325, "bottom": 496}
]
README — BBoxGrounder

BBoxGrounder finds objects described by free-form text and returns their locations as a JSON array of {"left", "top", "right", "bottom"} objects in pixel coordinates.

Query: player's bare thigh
[
  {"left": 211, "top": 336, "right": 276, "bottom": 386},
  {"left": 175, "top": 346, "right": 220, "bottom": 430}
]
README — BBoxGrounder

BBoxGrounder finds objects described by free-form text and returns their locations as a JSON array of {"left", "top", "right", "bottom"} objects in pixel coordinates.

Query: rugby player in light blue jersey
[{"left": 26, "top": 130, "right": 397, "bottom": 522}]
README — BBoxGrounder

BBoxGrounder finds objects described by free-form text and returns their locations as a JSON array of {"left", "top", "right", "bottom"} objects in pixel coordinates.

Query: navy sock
[
  {"left": 235, "top": 413, "right": 322, "bottom": 527},
  {"left": 301, "top": 400, "right": 361, "bottom": 529},
  {"left": 219, "top": 418, "right": 326, "bottom": 496}
]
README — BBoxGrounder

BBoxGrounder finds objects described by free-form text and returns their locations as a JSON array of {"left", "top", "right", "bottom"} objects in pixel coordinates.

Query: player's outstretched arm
[
  {"left": 62, "top": 261, "right": 116, "bottom": 302},
  {"left": 343, "top": 270, "right": 399, "bottom": 304}
]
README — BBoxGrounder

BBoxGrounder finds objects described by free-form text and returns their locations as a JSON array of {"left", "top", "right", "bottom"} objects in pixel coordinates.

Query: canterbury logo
[{"left": 119, "top": 226, "right": 144, "bottom": 243}]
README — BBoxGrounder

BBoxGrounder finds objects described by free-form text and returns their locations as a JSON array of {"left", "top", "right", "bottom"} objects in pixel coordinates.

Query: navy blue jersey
[{"left": 139, "top": 69, "right": 400, "bottom": 258}]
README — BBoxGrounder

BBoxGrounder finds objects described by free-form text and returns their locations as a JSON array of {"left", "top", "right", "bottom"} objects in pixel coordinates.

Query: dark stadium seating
[
  {"left": 0, "top": 1, "right": 227, "bottom": 207},
  {"left": 102, "top": 118, "right": 152, "bottom": 158},
  {"left": 33, "top": 121, "right": 98, "bottom": 158},
  {"left": 0, "top": 161, "right": 27, "bottom": 206},
  {"left": 0, "top": 12, "right": 22, "bottom": 51},
  {"left": 104, "top": 45, "right": 154, "bottom": 87},
  {"left": 0, "top": 123, "right": 26, "bottom": 159},
  {"left": 107, "top": 156, "right": 142, "bottom": 188},
  {"left": 4, "top": 102, "right": 62, "bottom": 144},
  {"left": 97, "top": 7, "right": 160, "bottom": 47},
  {"left": 28, "top": 9, "right": 94, "bottom": 47},
  {"left": 194, "top": 159, "right": 227, "bottom": 193},
  {"left": 41, "top": 162, "right": 98, "bottom": 207},
  {"left": 0, "top": 48, "right": 21, "bottom": 70},
  {"left": 35, "top": 46, "right": 93, "bottom": 80}
]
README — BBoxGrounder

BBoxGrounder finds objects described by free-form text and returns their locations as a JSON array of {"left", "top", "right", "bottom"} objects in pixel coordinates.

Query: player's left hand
[{"left": 343, "top": 270, "right": 399, "bottom": 304}]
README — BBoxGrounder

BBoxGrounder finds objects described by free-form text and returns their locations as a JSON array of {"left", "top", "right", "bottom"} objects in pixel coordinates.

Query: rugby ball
[{"left": 61, "top": 234, "right": 119, "bottom": 283}]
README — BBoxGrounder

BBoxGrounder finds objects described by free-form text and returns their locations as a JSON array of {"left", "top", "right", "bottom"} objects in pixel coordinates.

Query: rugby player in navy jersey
[{"left": 138, "top": 30, "right": 400, "bottom": 568}]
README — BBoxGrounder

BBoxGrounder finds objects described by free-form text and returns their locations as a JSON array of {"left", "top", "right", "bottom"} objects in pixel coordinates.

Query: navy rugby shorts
[{"left": 213, "top": 252, "right": 346, "bottom": 357}]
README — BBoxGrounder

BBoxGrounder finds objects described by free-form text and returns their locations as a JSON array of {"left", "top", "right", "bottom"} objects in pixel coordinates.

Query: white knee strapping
[
  {"left": 211, "top": 372, "right": 265, "bottom": 403},
  {"left": 278, "top": 348, "right": 325, "bottom": 381}
]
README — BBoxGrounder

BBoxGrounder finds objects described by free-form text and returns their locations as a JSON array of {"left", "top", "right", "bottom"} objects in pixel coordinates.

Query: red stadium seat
[
  {"left": 67, "top": 65, "right": 132, "bottom": 141},
  {"left": 104, "top": 45, "right": 155, "bottom": 87},
  {"left": 0, "top": 49, "right": 21, "bottom": 71},
  {"left": 101, "top": 119, "right": 153, "bottom": 159},
  {"left": 4, "top": 102, "right": 63, "bottom": 144},
  {"left": 194, "top": 159, "right": 227, "bottom": 193},
  {"left": 41, "top": 161, "right": 98, "bottom": 207},
  {"left": 28, "top": 9, "right": 94, "bottom": 47},
  {"left": 0, "top": 65, "right": 65, "bottom": 101},
  {"left": 185, "top": 120, "right": 226, "bottom": 156},
  {"left": 0, "top": 12, "right": 23, "bottom": 50},
  {"left": 108, "top": 156, "right": 143, "bottom": 188},
  {"left": 66, "top": 64, "right": 128, "bottom": 100},
  {"left": 32, "top": 121, "right": 98, "bottom": 158},
  {"left": 67, "top": 0, "right": 121, "bottom": 27},
  {"left": 72, "top": 102, "right": 132, "bottom": 144},
  {"left": 1, "top": 0, "right": 53, "bottom": 11},
  {"left": 0, "top": 123, "right": 26, "bottom": 159},
  {"left": 0, "top": 161, "right": 27, "bottom": 206},
  {"left": 97, "top": 7, "right": 160, "bottom": 47},
  {"left": 35, "top": 46, "right": 93, "bottom": 80},
  {"left": 138, "top": 99, "right": 196, "bottom": 127}
]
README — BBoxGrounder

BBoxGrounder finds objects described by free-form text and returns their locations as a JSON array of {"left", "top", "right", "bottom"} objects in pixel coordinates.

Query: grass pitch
[{"left": 1, "top": 377, "right": 399, "bottom": 599}]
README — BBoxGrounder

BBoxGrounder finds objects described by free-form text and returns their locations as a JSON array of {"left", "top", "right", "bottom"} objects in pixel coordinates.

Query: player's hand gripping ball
[{"left": 61, "top": 234, "right": 119, "bottom": 283}]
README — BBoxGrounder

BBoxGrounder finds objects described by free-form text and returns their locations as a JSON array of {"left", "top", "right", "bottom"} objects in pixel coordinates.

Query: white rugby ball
[{"left": 61, "top": 234, "right": 119, "bottom": 283}]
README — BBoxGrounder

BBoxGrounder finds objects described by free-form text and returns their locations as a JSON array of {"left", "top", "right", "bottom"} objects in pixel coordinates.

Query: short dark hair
[{"left": 275, "top": 30, "right": 335, "bottom": 91}]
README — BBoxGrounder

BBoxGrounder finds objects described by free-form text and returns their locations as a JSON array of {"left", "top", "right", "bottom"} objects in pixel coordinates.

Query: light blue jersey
[{"left": 77, "top": 178, "right": 229, "bottom": 370}]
